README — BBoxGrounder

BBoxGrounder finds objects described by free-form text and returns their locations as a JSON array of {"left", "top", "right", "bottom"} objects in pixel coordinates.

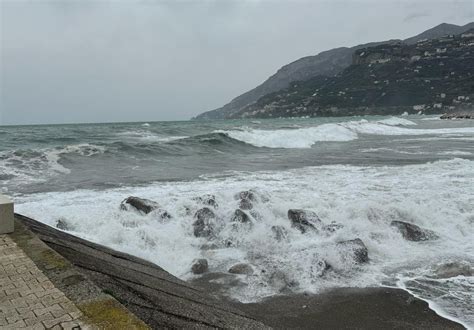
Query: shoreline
[
  {"left": 232, "top": 287, "right": 466, "bottom": 329},
  {"left": 191, "top": 273, "right": 467, "bottom": 329}
]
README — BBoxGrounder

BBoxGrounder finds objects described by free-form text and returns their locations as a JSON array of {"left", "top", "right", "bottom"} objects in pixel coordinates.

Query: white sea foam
[
  {"left": 15, "top": 158, "right": 474, "bottom": 326},
  {"left": 117, "top": 130, "right": 188, "bottom": 143},
  {"left": 216, "top": 119, "right": 474, "bottom": 149},
  {"left": 439, "top": 150, "right": 472, "bottom": 156},
  {"left": 376, "top": 117, "right": 417, "bottom": 126},
  {"left": 215, "top": 124, "right": 357, "bottom": 148}
]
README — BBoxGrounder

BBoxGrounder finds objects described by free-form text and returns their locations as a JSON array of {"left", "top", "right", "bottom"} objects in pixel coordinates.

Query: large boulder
[
  {"left": 228, "top": 263, "right": 254, "bottom": 275},
  {"left": 193, "top": 207, "right": 216, "bottom": 238},
  {"left": 287, "top": 209, "right": 322, "bottom": 233},
  {"left": 120, "top": 196, "right": 159, "bottom": 214},
  {"left": 337, "top": 238, "right": 369, "bottom": 263},
  {"left": 192, "top": 194, "right": 218, "bottom": 209},
  {"left": 390, "top": 221, "right": 438, "bottom": 241},
  {"left": 191, "top": 259, "right": 209, "bottom": 275}
]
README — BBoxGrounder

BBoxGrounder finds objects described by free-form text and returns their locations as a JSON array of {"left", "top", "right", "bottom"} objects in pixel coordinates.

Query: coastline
[{"left": 14, "top": 213, "right": 470, "bottom": 329}]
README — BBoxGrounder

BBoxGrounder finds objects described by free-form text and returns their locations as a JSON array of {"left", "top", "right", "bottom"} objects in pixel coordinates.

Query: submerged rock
[
  {"left": 56, "top": 218, "right": 73, "bottom": 231},
  {"left": 193, "top": 207, "right": 216, "bottom": 238},
  {"left": 193, "top": 194, "right": 218, "bottom": 209},
  {"left": 268, "top": 270, "right": 297, "bottom": 293},
  {"left": 154, "top": 209, "right": 172, "bottom": 220},
  {"left": 235, "top": 190, "right": 258, "bottom": 210},
  {"left": 432, "top": 262, "right": 473, "bottom": 279},
  {"left": 271, "top": 226, "right": 288, "bottom": 242},
  {"left": 239, "top": 199, "right": 253, "bottom": 210},
  {"left": 312, "top": 260, "right": 332, "bottom": 277},
  {"left": 322, "top": 222, "right": 344, "bottom": 234},
  {"left": 120, "top": 196, "right": 159, "bottom": 214},
  {"left": 229, "top": 263, "right": 254, "bottom": 275},
  {"left": 287, "top": 209, "right": 322, "bottom": 233},
  {"left": 236, "top": 190, "right": 257, "bottom": 202},
  {"left": 337, "top": 238, "right": 369, "bottom": 263},
  {"left": 231, "top": 209, "right": 251, "bottom": 224},
  {"left": 390, "top": 221, "right": 438, "bottom": 241},
  {"left": 191, "top": 259, "right": 209, "bottom": 275}
]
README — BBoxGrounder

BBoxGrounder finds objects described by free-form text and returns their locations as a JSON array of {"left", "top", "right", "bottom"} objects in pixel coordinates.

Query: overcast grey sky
[{"left": 1, "top": 0, "right": 473, "bottom": 125}]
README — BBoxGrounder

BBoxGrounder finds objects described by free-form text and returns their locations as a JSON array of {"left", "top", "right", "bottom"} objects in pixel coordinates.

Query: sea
[{"left": 1, "top": 115, "right": 473, "bottom": 328}]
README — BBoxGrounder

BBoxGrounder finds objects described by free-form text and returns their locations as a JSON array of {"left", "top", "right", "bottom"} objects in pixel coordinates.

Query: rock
[
  {"left": 239, "top": 199, "right": 253, "bottom": 210},
  {"left": 191, "top": 259, "right": 209, "bottom": 275},
  {"left": 229, "top": 263, "right": 254, "bottom": 275},
  {"left": 193, "top": 208, "right": 216, "bottom": 238},
  {"left": 193, "top": 194, "right": 218, "bottom": 209},
  {"left": 120, "top": 196, "right": 159, "bottom": 214},
  {"left": 235, "top": 190, "right": 257, "bottom": 202},
  {"left": 337, "top": 238, "right": 369, "bottom": 263},
  {"left": 432, "top": 262, "right": 473, "bottom": 279},
  {"left": 236, "top": 190, "right": 257, "bottom": 210},
  {"left": 231, "top": 209, "right": 251, "bottom": 224},
  {"left": 268, "top": 270, "right": 296, "bottom": 292},
  {"left": 322, "top": 222, "right": 344, "bottom": 234},
  {"left": 287, "top": 209, "right": 322, "bottom": 233},
  {"left": 440, "top": 112, "right": 474, "bottom": 120},
  {"left": 200, "top": 243, "right": 219, "bottom": 250},
  {"left": 390, "top": 221, "right": 438, "bottom": 241},
  {"left": 312, "top": 260, "right": 332, "bottom": 276},
  {"left": 56, "top": 218, "right": 73, "bottom": 231},
  {"left": 271, "top": 226, "right": 288, "bottom": 242},
  {"left": 155, "top": 209, "right": 172, "bottom": 220}
]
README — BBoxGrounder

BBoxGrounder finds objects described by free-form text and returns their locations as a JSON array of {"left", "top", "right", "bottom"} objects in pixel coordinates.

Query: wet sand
[{"left": 233, "top": 287, "right": 465, "bottom": 329}]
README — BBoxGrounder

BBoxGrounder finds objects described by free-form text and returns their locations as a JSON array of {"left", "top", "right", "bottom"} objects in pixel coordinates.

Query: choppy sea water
[{"left": 1, "top": 115, "right": 473, "bottom": 328}]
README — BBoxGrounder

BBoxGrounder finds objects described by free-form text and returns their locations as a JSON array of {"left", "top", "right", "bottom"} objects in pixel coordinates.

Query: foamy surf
[
  {"left": 15, "top": 158, "right": 474, "bottom": 326},
  {"left": 215, "top": 118, "right": 474, "bottom": 148}
]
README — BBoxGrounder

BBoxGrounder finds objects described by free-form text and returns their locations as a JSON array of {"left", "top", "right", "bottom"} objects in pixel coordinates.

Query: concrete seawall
[{"left": 0, "top": 195, "right": 14, "bottom": 234}]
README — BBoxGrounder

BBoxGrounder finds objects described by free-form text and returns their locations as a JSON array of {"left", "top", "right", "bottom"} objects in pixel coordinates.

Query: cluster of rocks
[
  {"left": 73, "top": 193, "right": 440, "bottom": 289},
  {"left": 440, "top": 111, "right": 474, "bottom": 119}
]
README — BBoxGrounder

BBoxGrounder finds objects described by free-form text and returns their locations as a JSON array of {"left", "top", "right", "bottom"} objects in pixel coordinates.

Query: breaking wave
[
  {"left": 0, "top": 144, "right": 106, "bottom": 186},
  {"left": 214, "top": 124, "right": 357, "bottom": 148},
  {"left": 215, "top": 119, "right": 474, "bottom": 149}
]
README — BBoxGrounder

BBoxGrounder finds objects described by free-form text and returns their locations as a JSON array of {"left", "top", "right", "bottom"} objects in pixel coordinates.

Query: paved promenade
[{"left": 0, "top": 235, "right": 85, "bottom": 329}]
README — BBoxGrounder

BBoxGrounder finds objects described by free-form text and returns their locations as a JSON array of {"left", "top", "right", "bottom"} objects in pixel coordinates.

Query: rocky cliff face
[
  {"left": 194, "top": 22, "right": 474, "bottom": 120},
  {"left": 229, "top": 31, "right": 474, "bottom": 119}
]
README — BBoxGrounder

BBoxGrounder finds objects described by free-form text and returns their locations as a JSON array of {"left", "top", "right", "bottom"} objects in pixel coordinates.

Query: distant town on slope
[{"left": 194, "top": 22, "right": 474, "bottom": 120}]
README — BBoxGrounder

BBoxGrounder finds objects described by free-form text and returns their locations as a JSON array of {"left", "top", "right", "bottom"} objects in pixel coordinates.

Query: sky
[{"left": 1, "top": 0, "right": 473, "bottom": 125}]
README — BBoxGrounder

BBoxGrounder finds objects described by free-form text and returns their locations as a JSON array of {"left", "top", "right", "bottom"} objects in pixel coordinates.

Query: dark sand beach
[
  {"left": 234, "top": 288, "right": 465, "bottom": 329},
  {"left": 191, "top": 273, "right": 465, "bottom": 329}
]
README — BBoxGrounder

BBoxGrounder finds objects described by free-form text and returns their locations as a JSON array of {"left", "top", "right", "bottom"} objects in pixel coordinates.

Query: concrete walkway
[{"left": 0, "top": 235, "right": 84, "bottom": 329}]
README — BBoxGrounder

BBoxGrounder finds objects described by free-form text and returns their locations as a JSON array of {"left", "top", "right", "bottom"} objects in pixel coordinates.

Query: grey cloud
[{"left": 1, "top": 0, "right": 473, "bottom": 125}]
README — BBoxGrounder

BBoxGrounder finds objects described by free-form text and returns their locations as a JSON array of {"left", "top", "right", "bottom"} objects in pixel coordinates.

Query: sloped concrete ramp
[{"left": 15, "top": 214, "right": 268, "bottom": 329}]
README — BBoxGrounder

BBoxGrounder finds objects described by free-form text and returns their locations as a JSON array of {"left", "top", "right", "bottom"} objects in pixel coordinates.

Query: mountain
[
  {"left": 194, "top": 22, "right": 474, "bottom": 120},
  {"left": 403, "top": 22, "right": 474, "bottom": 45},
  {"left": 229, "top": 30, "right": 474, "bottom": 119}
]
